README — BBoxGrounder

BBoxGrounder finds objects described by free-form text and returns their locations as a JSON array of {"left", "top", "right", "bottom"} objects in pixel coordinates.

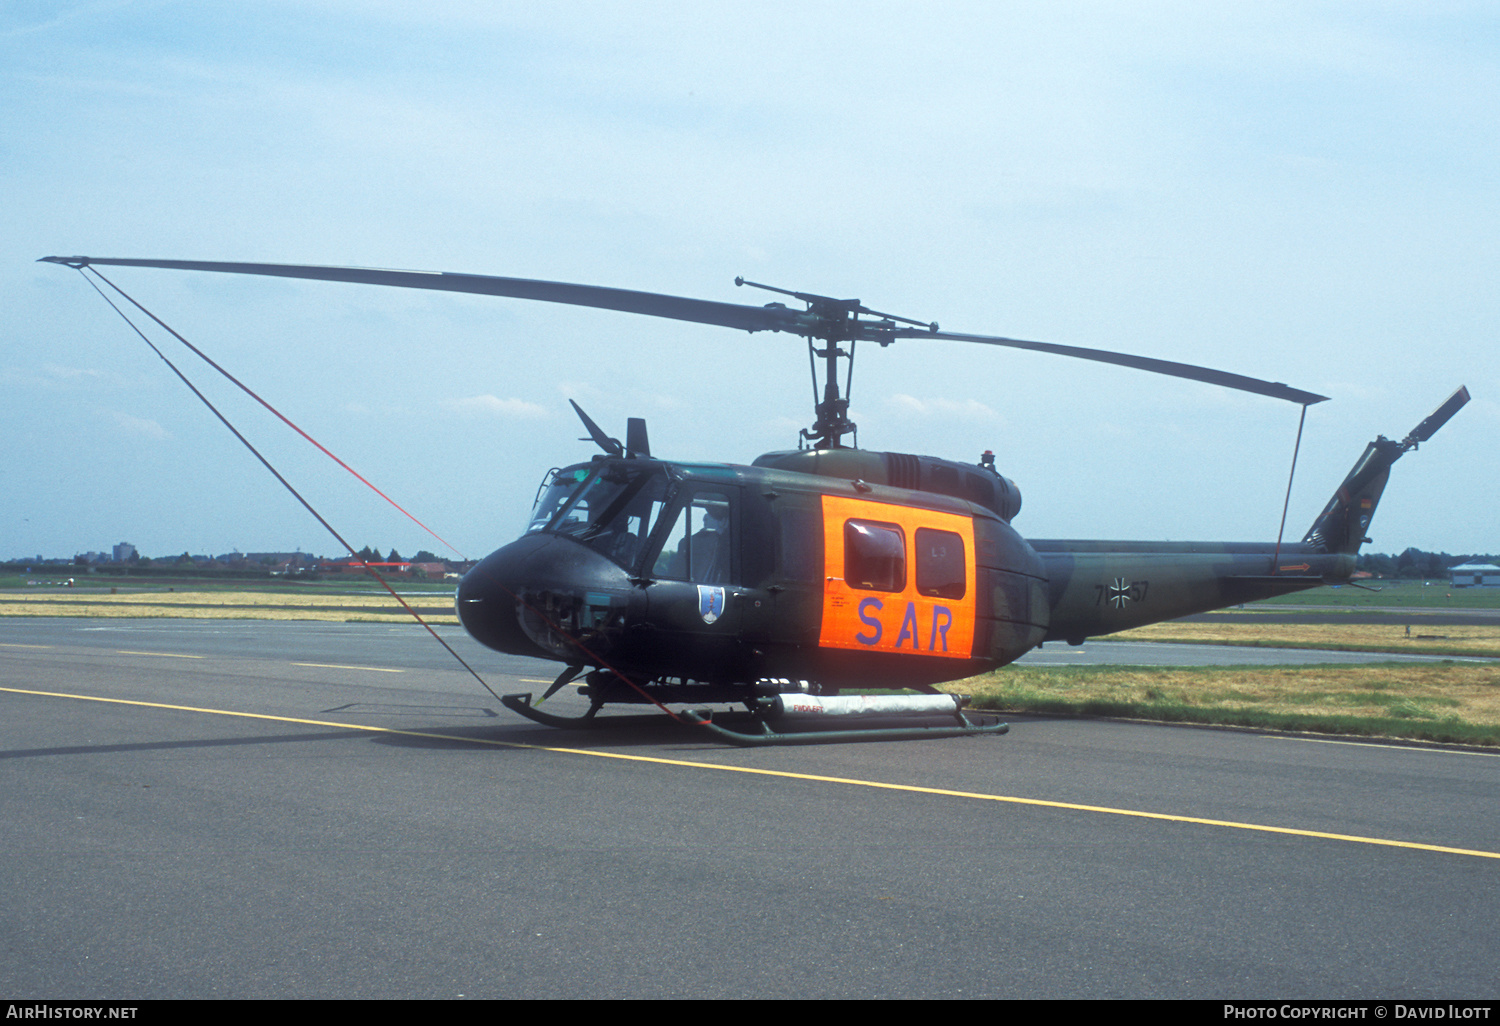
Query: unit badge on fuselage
[{"left": 697, "top": 584, "right": 726, "bottom": 624}]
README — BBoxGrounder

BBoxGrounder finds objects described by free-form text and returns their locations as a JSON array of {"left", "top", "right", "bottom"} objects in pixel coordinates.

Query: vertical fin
[
  {"left": 1303, "top": 387, "right": 1469, "bottom": 554},
  {"left": 1302, "top": 438, "right": 1401, "bottom": 554}
]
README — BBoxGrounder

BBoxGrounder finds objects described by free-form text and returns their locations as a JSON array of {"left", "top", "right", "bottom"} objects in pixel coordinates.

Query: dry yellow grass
[
  {"left": 958, "top": 662, "right": 1500, "bottom": 728},
  {"left": 0, "top": 590, "right": 459, "bottom": 624},
  {"left": 1110, "top": 621, "right": 1500, "bottom": 658}
]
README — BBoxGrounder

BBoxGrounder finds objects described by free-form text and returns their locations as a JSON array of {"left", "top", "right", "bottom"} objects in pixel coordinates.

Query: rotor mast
[
  {"left": 736, "top": 277, "right": 936, "bottom": 449},
  {"left": 807, "top": 333, "right": 854, "bottom": 450}
]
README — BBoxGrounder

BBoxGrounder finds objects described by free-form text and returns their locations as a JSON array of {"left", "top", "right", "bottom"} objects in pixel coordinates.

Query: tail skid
[{"left": 1303, "top": 387, "right": 1469, "bottom": 555}]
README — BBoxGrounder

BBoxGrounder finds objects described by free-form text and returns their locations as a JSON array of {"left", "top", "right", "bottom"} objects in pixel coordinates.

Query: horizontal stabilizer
[
  {"left": 1221, "top": 575, "right": 1332, "bottom": 605},
  {"left": 1223, "top": 575, "right": 1327, "bottom": 585}
]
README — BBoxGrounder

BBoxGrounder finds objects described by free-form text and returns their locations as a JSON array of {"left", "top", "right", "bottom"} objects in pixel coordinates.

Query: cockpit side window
[{"left": 650, "top": 490, "right": 733, "bottom": 584}]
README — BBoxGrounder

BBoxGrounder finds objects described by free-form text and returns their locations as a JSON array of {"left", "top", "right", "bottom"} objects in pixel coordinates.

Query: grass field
[
  {"left": 0, "top": 572, "right": 456, "bottom": 593},
  {"left": 952, "top": 661, "right": 1500, "bottom": 747},
  {"left": 0, "top": 588, "right": 459, "bottom": 623},
  {"left": 1254, "top": 581, "right": 1500, "bottom": 609},
  {"left": 1111, "top": 620, "right": 1500, "bottom": 658}
]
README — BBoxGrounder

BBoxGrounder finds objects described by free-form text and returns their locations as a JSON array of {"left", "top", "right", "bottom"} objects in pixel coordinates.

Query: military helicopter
[{"left": 41, "top": 255, "right": 1469, "bottom": 745}]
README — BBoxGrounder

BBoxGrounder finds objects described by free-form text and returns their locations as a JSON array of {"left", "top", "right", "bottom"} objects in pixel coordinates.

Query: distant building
[
  {"left": 247, "top": 551, "right": 313, "bottom": 566},
  {"left": 321, "top": 559, "right": 410, "bottom": 575},
  {"left": 1449, "top": 564, "right": 1500, "bottom": 588},
  {"left": 113, "top": 542, "right": 137, "bottom": 562}
]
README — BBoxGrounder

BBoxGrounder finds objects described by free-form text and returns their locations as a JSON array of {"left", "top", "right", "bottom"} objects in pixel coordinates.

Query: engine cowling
[{"left": 752, "top": 448, "right": 1022, "bottom": 521}]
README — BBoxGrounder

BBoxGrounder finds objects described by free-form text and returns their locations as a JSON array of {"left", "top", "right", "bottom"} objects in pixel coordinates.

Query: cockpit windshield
[
  {"left": 527, "top": 465, "right": 592, "bottom": 534},
  {"left": 529, "top": 462, "right": 674, "bottom": 569}
]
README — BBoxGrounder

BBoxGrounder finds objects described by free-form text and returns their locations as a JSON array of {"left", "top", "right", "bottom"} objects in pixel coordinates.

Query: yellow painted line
[
  {"left": 292, "top": 662, "right": 405, "bottom": 673},
  {"left": 114, "top": 650, "right": 206, "bottom": 659},
  {"left": 0, "top": 643, "right": 52, "bottom": 649},
  {"left": 2, "top": 683, "right": 1497, "bottom": 862}
]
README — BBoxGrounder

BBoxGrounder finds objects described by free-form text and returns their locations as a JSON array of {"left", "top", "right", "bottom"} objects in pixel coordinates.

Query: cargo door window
[
  {"left": 844, "top": 520, "right": 905, "bottom": 592},
  {"left": 915, "top": 527, "right": 966, "bottom": 600}
]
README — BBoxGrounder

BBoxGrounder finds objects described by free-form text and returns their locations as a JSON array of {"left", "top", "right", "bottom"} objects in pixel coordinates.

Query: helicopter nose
[
  {"left": 456, "top": 534, "right": 632, "bottom": 659},
  {"left": 455, "top": 539, "right": 546, "bottom": 657}
]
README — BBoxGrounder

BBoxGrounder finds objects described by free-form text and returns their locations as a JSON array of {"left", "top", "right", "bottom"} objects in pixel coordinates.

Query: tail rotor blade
[{"left": 1404, "top": 385, "right": 1470, "bottom": 445}]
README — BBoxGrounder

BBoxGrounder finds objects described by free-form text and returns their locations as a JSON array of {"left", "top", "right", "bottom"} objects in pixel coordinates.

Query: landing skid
[
  {"left": 684, "top": 707, "right": 1009, "bottom": 747},
  {"left": 501, "top": 692, "right": 606, "bottom": 730},
  {"left": 501, "top": 690, "right": 1009, "bottom": 746}
]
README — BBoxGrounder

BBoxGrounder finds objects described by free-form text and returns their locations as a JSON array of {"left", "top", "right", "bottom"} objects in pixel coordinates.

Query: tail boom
[
  {"left": 1033, "top": 387, "right": 1468, "bottom": 647},
  {"left": 1034, "top": 542, "right": 1353, "bottom": 645}
]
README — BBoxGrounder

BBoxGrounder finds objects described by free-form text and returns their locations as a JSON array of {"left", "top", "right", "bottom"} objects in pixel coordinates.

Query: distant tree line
[
  {"left": 350, "top": 547, "right": 443, "bottom": 564},
  {"left": 1357, "top": 549, "right": 1498, "bottom": 579},
  {"left": 14, "top": 546, "right": 1487, "bottom": 583},
  {"left": 6, "top": 545, "right": 460, "bottom": 580}
]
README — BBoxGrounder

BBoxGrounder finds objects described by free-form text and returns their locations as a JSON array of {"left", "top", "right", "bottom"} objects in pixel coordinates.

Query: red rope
[
  {"left": 87, "top": 268, "right": 466, "bottom": 561},
  {"left": 79, "top": 267, "right": 682, "bottom": 722},
  {"left": 76, "top": 268, "right": 499, "bottom": 701}
]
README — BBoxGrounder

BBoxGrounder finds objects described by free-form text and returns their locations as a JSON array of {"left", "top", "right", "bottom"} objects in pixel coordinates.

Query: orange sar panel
[{"left": 818, "top": 494, "right": 977, "bottom": 659}]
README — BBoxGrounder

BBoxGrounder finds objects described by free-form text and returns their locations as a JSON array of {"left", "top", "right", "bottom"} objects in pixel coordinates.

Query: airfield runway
[{"left": 2, "top": 618, "right": 1496, "bottom": 998}]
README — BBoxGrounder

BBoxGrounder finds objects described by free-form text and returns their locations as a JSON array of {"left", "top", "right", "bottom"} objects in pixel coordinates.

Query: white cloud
[
  {"left": 443, "top": 395, "right": 549, "bottom": 419},
  {"left": 104, "top": 410, "right": 170, "bottom": 440},
  {"left": 43, "top": 363, "right": 103, "bottom": 379},
  {"left": 886, "top": 394, "right": 999, "bottom": 422}
]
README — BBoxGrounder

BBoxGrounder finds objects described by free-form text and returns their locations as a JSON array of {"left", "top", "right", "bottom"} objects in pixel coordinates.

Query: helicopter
[{"left": 41, "top": 255, "right": 1470, "bottom": 745}]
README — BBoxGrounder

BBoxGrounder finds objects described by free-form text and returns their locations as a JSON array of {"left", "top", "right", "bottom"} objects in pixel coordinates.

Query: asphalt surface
[{"left": 2, "top": 618, "right": 1497, "bottom": 998}]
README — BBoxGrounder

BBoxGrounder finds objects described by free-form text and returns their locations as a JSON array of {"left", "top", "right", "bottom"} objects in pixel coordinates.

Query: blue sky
[{"left": 5, "top": 2, "right": 1496, "bottom": 561}]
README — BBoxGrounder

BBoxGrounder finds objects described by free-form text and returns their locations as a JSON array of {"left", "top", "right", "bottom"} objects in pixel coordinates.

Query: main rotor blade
[
  {"left": 42, "top": 255, "right": 1329, "bottom": 404},
  {"left": 899, "top": 327, "right": 1329, "bottom": 406},
  {"left": 38, "top": 256, "right": 806, "bottom": 335}
]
